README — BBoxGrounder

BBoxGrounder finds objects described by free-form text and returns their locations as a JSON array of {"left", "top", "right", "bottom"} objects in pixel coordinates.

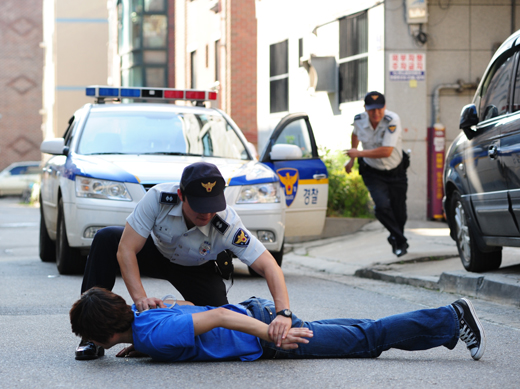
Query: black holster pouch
[{"left": 214, "top": 250, "right": 234, "bottom": 280}]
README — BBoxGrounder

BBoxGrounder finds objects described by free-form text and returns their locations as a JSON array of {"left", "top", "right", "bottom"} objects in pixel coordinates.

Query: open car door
[{"left": 260, "top": 113, "right": 328, "bottom": 237}]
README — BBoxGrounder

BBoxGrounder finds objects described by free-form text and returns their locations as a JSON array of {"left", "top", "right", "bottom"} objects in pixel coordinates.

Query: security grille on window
[
  {"left": 270, "top": 40, "right": 289, "bottom": 113},
  {"left": 338, "top": 11, "right": 368, "bottom": 104}
]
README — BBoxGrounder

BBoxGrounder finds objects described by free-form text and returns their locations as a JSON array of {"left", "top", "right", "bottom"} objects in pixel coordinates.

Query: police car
[{"left": 39, "top": 86, "right": 328, "bottom": 274}]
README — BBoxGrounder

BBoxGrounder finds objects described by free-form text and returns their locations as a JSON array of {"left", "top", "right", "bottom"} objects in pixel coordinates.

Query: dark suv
[{"left": 444, "top": 29, "right": 520, "bottom": 272}]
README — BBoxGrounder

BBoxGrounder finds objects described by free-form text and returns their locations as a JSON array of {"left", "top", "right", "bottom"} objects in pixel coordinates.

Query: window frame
[
  {"left": 338, "top": 11, "right": 368, "bottom": 104},
  {"left": 269, "top": 39, "right": 289, "bottom": 114}
]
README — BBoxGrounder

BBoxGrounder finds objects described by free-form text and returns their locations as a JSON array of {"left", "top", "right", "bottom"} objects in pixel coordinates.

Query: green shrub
[{"left": 320, "top": 148, "right": 373, "bottom": 218}]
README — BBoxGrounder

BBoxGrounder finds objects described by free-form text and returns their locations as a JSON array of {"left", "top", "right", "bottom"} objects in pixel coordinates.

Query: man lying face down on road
[{"left": 70, "top": 287, "right": 486, "bottom": 362}]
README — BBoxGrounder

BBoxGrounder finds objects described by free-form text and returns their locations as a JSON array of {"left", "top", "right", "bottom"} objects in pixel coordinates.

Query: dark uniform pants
[
  {"left": 81, "top": 226, "right": 229, "bottom": 306},
  {"left": 360, "top": 161, "right": 408, "bottom": 246}
]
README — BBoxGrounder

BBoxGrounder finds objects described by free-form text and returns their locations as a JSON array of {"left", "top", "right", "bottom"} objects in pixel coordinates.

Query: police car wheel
[
  {"left": 56, "top": 198, "right": 85, "bottom": 274},
  {"left": 39, "top": 195, "right": 55, "bottom": 262}
]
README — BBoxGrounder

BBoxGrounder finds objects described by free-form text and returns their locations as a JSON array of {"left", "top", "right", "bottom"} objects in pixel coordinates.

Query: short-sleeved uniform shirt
[
  {"left": 131, "top": 303, "right": 263, "bottom": 362},
  {"left": 126, "top": 183, "right": 265, "bottom": 266},
  {"left": 352, "top": 110, "right": 403, "bottom": 171}
]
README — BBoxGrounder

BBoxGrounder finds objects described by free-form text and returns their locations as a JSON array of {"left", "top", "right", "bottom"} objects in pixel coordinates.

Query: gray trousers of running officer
[{"left": 81, "top": 226, "right": 229, "bottom": 306}]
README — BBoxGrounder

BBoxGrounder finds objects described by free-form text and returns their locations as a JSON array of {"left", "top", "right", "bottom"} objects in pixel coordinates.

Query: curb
[
  {"left": 354, "top": 267, "right": 520, "bottom": 308},
  {"left": 354, "top": 267, "right": 440, "bottom": 291},
  {"left": 439, "top": 272, "right": 520, "bottom": 308}
]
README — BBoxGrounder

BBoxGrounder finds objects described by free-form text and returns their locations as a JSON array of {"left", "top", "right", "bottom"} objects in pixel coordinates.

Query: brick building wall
[
  {"left": 0, "top": 0, "right": 43, "bottom": 171},
  {"left": 230, "top": 0, "right": 257, "bottom": 144}
]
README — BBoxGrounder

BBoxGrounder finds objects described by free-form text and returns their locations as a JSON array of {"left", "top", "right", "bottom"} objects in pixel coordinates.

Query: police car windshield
[{"left": 77, "top": 110, "right": 249, "bottom": 160}]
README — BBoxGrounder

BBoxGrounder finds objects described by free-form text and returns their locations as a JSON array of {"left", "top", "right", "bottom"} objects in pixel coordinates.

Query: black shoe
[
  {"left": 451, "top": 298, "right": 486, "bottom": 360},
  {"left": 387, "top": 236, "right": 397, "bottom": 252},
  {"left": 75, "top": 339, "right": 105, "bottom": 360},
  {"left": 393, "top": 242, "right": 409, "bottom": 257}
]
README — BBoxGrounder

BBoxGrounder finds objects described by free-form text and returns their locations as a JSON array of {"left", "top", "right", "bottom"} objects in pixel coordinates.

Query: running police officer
[
  {"left": 76, "top": 162, "right": 292, "bottom": 360},
  {"left": 344, "top": 91, "right": 409, "bottom": 257}
]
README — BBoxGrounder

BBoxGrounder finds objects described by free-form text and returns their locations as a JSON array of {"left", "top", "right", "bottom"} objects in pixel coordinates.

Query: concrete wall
[
  {"left": 386, "top": 0, "right": 519, "bottom": 219},
  {"left": 0, "top": 0, "right": 43, "bottom": 170}
]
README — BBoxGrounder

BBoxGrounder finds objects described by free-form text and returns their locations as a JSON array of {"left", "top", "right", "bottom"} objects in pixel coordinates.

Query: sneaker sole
[{"left": 461, "top": 298, "right": 486, "bottom": 360}]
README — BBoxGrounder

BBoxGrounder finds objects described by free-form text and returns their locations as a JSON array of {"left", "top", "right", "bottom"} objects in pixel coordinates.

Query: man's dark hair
[{"left": 70, "top": 287, "right": 134, "bottom": 343}]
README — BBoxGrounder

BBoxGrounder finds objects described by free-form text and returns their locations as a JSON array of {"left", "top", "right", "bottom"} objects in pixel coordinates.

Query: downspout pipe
[{"left": 432, "top": 80, "right": 478, "bottom": 127}]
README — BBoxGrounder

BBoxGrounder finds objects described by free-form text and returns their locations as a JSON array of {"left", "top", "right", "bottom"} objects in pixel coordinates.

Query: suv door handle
[
  {"left": 488, "top": 143, "right": 499, "bottom": 160},
  {"left": 313, "top": 174, "right": 327, "bottom": 180}
]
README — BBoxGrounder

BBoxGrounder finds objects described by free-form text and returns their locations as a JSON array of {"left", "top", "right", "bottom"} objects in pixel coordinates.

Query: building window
[
  {"left": 215, "top": 40, "right": 220, "bottom": 82},
  {"left": 191, "top": 50, "right": 197, "bottom": 89},
  {"left": 118, "top": 0, "right": 168, "bottom": 87},
  {"left": 298, "top": 38, "right": 303, "bottom": 67},
  {"left": 338, "top": 11, "right": 368, "bottom": 104},
  {"left": 270, "top": 40, "right": 288, "bottom": 113}
]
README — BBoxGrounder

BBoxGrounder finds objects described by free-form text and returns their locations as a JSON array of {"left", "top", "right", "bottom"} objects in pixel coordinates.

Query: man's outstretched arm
[{"left": 191, "top": 308, "right": 313, "bottom": 349}]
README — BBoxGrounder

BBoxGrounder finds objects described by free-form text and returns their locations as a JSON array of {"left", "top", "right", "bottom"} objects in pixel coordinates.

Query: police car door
[{"left": 260, "top": 113, "right": 328, "bottom": 237}]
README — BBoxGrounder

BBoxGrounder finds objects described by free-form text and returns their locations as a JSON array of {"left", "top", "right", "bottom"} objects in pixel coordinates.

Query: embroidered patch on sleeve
[
  {"left": 160, "top": 192, "right": 178, "bottom": 204},
  {"left": 232, "top": 228, "right": 250, "bottom": 247},
  {"left": 211, "top": 215, "right": 229, "bottom": 234},
  {"left": 388, "top": 125, "right": 397, "bottom": 133}
]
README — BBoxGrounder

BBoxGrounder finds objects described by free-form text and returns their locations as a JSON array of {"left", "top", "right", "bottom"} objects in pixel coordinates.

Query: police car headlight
[
  {"left": 75, "top": 176, "right": 132, "bottom": 201},
  {"left": 236, "top": 183, "right": 280, "bottom": 204}
]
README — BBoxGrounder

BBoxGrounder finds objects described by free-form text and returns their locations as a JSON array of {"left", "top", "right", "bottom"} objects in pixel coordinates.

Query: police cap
[
  {"left": 364, "top": 91, "right": 386, "bottom": 110},
  {"left": 180, "top": 162, "right": 226, "bottom": 213}
]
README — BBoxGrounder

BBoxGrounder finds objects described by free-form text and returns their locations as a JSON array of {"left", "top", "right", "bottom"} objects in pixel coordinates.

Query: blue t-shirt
[{"left": 131, "top": 304, "right": 263, "bottom": 362}]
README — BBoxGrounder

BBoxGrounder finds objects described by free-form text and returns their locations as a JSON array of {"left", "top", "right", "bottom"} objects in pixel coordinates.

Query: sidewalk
[{"left": 283, "top": 219, "right": 520, "bottom": 307}]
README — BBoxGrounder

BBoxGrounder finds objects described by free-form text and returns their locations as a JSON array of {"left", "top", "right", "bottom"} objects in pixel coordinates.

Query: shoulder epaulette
[
  {"left": 384, "top": 115, "right": 392, "bottom": 122},
  {"left": 160, "top": 192, "right": 178, "bottom": 204},
  {"left": 211, "top": 214, "right": 229, "bottom": 234},
  {"left": 354, "top": 114, "right": 362, "bottom": 121}
]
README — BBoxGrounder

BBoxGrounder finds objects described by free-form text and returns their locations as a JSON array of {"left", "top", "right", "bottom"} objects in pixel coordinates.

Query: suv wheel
[
  {"left": 56, "top": 197, "right": 85, "bottom": 274},
  {"left": 450, "top": 191, "right": 502, "bottom": 272},
  {"left": 39, "top": 196, "right": 56, "bottom": 262}
]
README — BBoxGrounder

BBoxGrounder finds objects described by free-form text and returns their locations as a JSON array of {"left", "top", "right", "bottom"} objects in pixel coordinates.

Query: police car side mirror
[
  {"left": 459, "top": 104, "right": 479, "bottom": 140},
  {"left": 270, "top": 144, "right": 303, "bottom": 160},
  {"left": 41, "top": 138, "right": 66, "bottom": 155}
]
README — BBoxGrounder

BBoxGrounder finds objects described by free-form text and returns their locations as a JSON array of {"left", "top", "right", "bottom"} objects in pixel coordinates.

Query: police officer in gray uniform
[
  {"left": 345, "top": 91, "right": 409, "bottom": 257},
  {"left": 76, "top": 162, "right": 293, "bottom": 360}
]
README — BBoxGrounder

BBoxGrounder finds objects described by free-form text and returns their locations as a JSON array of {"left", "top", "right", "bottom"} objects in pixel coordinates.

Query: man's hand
[
  {"left": 345, "top": 148, "right": 362, "bottom": 159},
  {"left": 135, "top": 296, "right": 166, "bottom": 312},
  {"left": 268, "top": 315, "right": 293, "bottom": 347},
  {"left": 344, "top": 158, "right": 355, "bottom": 174},
  {"left": 115, "top": 345, "right": 148, "bottom": 358},
  {"left": 279, "top": 327, "right": 314, "bottom": 350}
]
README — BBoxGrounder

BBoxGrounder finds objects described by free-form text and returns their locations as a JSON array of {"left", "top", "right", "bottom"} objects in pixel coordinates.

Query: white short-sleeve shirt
[
  {"left": 126, "top": 183, "right": 266, "bottom": 266},
  {"left": 352, "top": 110, "right": 403, "bottom": 170}
]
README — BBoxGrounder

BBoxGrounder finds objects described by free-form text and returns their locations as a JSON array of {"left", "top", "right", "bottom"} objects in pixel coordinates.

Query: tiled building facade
[{"left": 0, "top": 0, "right": 43, "bottom": 171}]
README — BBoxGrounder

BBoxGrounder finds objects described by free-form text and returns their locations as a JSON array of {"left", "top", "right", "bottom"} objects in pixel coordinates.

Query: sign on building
[{"left": 389, "top": 53, "right": 426, "bottom": 81}]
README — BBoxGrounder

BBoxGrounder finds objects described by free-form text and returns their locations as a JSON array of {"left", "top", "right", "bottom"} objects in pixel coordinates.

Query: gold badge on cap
[
  {"left": 201, "top": 181, "right": 216, "bottom": 192},
  {"left": 371, "top": 95, "right": 378, "bottom": 100}
]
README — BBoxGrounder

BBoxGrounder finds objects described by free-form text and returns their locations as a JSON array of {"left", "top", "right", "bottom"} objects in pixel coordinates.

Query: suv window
[
  {"left": 512, "top": 54, "right": 520, "bottom": 112},
  {"left": 478, "top": 52, "right": 515, "bottom": 121}
]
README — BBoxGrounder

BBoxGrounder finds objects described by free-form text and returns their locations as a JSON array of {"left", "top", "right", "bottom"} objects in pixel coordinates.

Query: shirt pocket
[{"left": 153, "top": 224, "right": 174, "bottom": 244}]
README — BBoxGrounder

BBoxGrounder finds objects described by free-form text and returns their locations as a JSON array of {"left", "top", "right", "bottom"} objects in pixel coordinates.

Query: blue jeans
[{"left": 239, "top": 297, "right": 459, "bottom": 359}]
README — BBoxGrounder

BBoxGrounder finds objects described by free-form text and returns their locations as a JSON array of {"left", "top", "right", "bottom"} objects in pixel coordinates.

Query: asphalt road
[{"left": 1, "top": 196, "right": 520, "bottom": 388}]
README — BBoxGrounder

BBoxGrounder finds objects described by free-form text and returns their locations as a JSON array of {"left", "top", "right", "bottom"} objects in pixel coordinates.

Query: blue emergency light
[{"left": 86, "top": 85, "right": 217, "bottom": 103}]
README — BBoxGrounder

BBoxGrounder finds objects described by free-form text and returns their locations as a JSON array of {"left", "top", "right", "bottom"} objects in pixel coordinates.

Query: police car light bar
[{"left": 86, "top": 86, "right": 217, "bottom": 102}]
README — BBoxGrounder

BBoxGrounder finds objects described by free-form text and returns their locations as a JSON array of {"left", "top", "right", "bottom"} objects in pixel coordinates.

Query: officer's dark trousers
[
  {"left": 360, "top": 164, "right": 408, "bottom": 246},
  {"left": 81, "top": 226, "right": 228, "bottom": 306}
]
